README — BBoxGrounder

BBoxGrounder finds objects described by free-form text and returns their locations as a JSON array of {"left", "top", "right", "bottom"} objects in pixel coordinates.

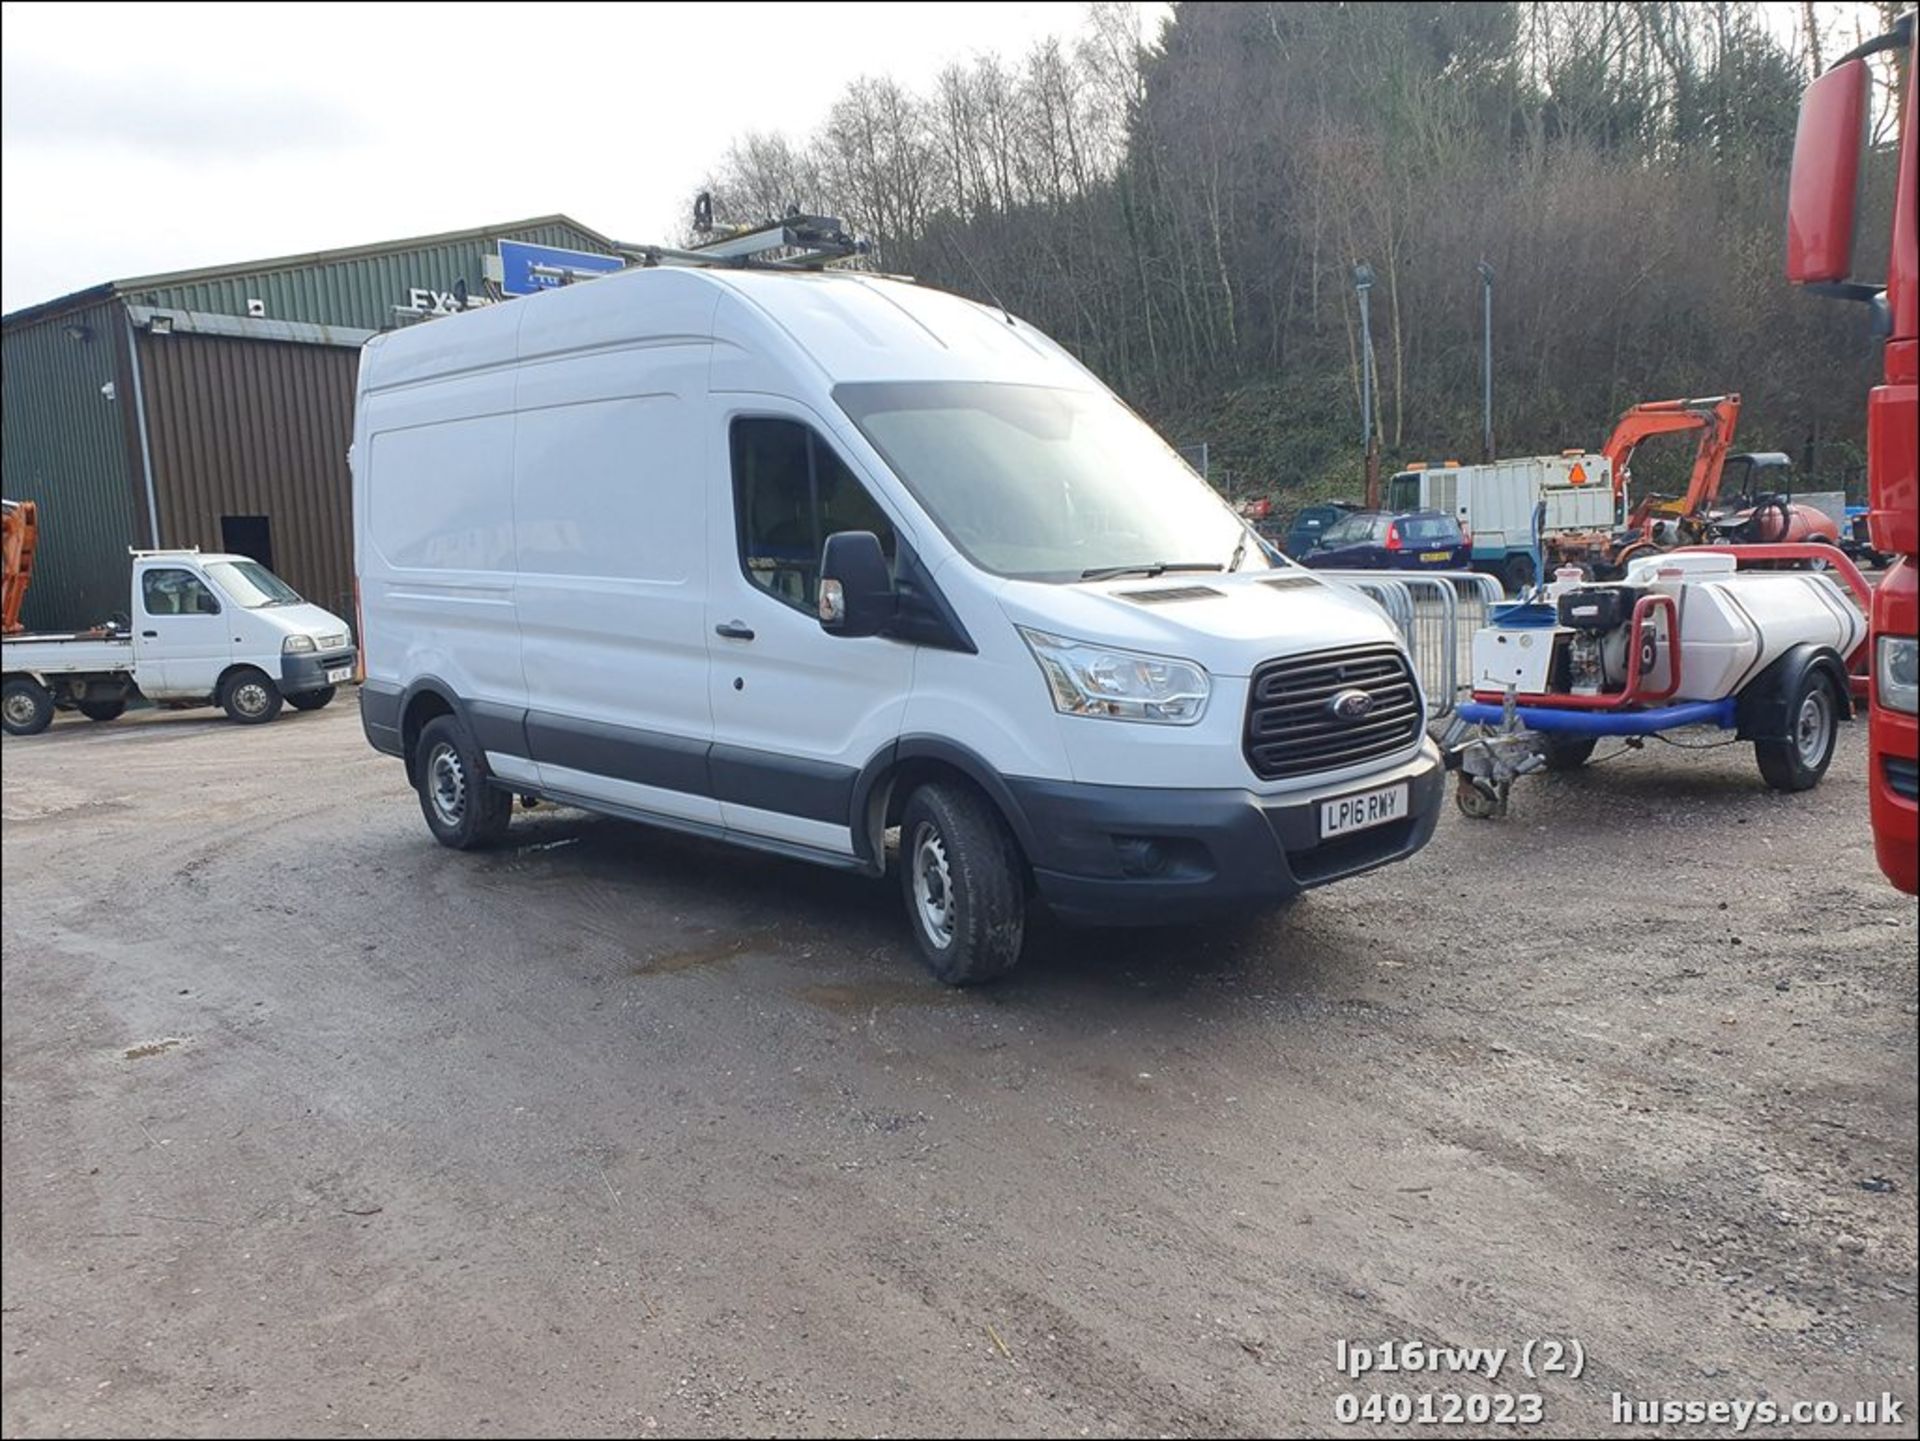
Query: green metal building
[{"left": 2, "top": 215, "right": 619, "bottom": 631}]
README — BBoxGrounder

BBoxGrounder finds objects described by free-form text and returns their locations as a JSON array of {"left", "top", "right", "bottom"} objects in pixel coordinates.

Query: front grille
[
  {"left": 1888, "top": 755, "right": 1919, "bottom": 802},
  {"left": 1244, "top": 644, "right": 1422, "bottom": 780}
]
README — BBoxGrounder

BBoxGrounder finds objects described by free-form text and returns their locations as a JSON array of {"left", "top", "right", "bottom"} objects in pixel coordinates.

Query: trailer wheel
[
  {"left": 415, "top": 714, "right": 512, "bottom": 850},
  {"left": 1754, "top": 671, "right": 1837, "bottom": 792},
  {"left": 287, "top": 687, "right": 335, "bottom": 712},
  {"left": 898, "top": 781, "right": 1026, "bottom": 985},
  {"left": 78, "top": 698, "right": 127, "bottom": 723},
  {"left": 1539, "top": 735, "right": 1597, "bottom": 771},
  {"left": 219, "top": 667, "right": 283, "bottom": 725},
  {"left": 2, "top": 677, "right": 55, "bottom": 736}
]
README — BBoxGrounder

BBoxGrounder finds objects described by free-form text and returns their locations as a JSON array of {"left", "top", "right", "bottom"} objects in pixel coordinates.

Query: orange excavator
[
  {"left": 2, "top": 498, "right": 37, "bottom": 635},
  {"left": 1545, "top": 395, "right": 1839, "bottom": 576}
]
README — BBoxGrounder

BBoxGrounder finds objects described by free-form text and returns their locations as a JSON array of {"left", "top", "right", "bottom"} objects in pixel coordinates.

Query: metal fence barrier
[{"left": 1314, "top": 570, "right": 1503, "bottom": 721}]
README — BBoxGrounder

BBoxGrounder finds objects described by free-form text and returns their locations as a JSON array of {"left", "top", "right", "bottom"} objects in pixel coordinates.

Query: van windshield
[
  {"left": 205, "top": 559, "right": 303, "bottom": 608},
  {"left": 834, "top": 382, "right": 1266, "bottom": 582}
]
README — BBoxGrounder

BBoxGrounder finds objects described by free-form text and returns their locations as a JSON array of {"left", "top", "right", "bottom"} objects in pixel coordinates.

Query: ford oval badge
[{"left": 1330, "top": 688, "right": 1374, "bottom": 721}]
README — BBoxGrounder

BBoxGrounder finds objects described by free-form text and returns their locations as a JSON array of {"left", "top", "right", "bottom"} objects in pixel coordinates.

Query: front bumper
[
  {"left": 1008, "top": 742, "right": 1444, "bottom": 925},
  {"left": 280, "top": 647, "right": 357, "bottom": 695}
]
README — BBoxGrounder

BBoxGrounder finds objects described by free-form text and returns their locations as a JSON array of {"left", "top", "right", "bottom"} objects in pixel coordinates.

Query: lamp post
[
  {"left": 1477, "top": 260, "right": 1495, "bottom": 463},
  {"left": 1354, "top": 262, "right": 1379, "bottom": 509}
]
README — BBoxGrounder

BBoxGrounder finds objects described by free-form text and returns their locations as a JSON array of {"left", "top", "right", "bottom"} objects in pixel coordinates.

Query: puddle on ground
[
  {"left": 122, "top": 1037, "right": 185, "bottom": 1061},
  {"left": 629, "top": 931, "right": 774, "bottom": 977},
  {"left": 797, "top": 980, "right": 962, "bottom": 1013}
]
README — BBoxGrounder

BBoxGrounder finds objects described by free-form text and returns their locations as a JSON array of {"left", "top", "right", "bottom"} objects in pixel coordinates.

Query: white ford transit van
[{"left": 353, "top": 266, "right": 1442, "bottom": 983}]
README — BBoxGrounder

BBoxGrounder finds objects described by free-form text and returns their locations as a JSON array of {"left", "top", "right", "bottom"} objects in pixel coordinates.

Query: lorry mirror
[
  {"left": 818, "top": 531, "right": 895, "bottom": 638},
  {"left": 1786, "top": 58, "right": 1869, "bottom": 287}
]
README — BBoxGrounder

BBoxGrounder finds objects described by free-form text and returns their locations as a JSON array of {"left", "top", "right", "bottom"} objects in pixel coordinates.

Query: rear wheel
[
  {"left": 78, "top": 697, "right": 127, "bottom": 723},
  {"left": 287, "top": 687, "right": 336, "bottom": 712},
  {"left": 2, "top": 677, "right": 55, "bottom": 736},
  {"left": 415, "top": 714, "right": 512, "bottom": 849},
  {"left": 219, "top": 668, "right": 283, "bottom": 725},
  {"left": 898, "top": 781, "right": 1026, "bottom": 985},
  {"left": 1754, "top": 671, "right": 1837, "bottom": 792},
  {"left": 1539, "top": 735, "right": 1597, "bottom": 771},
  {"left": 1502, "top": 553, "right": 1535, "bottom": 596}
]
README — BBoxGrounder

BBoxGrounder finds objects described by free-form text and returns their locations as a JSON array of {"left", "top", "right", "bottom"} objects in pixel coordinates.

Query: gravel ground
[{"left": 3, "top": 698, "right": 1914, "bottom": 1437}]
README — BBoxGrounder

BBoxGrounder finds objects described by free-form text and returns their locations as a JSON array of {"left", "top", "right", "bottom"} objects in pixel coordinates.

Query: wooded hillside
[{"left": 698, "top": 2, "right": 1907, "bottom": 502}]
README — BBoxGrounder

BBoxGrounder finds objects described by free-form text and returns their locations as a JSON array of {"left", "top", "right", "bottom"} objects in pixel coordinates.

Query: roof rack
[{"left": 614, "top": 219, "right": 867, "bottom": 273}]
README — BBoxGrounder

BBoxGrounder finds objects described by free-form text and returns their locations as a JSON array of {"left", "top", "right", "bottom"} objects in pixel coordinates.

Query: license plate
[
  {"left": 325, "top": 666, "right": 352, "bottom": 684},
  {"left": 1420, "top": 550, "right": 1451, "bottom": 563},
  {"left": 1320, "top": 782, "right": 1408, "bottom": 839}
]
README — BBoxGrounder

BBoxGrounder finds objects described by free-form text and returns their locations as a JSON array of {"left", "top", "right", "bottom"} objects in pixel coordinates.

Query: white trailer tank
[{"left": 1625, "top": 553, "right": 1865, "bottom": 701}]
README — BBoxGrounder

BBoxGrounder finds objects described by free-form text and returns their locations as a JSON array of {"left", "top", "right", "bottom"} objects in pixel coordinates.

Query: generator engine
[{"left": 1556, "top": 584, "right": 1649, "bottom": 695}]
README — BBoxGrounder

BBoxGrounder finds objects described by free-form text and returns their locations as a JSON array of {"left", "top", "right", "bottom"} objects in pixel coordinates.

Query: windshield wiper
[{"left": 1079, "top": 561, "right": 1224, "bottom": 581}]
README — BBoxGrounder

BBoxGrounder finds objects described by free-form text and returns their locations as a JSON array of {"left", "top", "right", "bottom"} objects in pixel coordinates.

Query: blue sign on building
[{"left": 497, "top": 240, "right": 625, "bottom": 297}]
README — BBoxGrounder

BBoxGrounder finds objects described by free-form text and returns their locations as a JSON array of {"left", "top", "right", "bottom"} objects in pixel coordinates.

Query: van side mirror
[{"left": 818, "top": 531, "right": 895, "bottom": 637}]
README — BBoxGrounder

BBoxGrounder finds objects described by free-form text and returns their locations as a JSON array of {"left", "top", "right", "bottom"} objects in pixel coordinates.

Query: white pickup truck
[{"left": 2, "top": 549, "right": 355, "bottom": 736}]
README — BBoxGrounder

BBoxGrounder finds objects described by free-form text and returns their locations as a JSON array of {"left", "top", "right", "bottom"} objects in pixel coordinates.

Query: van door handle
[
  {"left": 714, "top": 621, "right": 755, "bottom": 641},
  {"left": 142, "top": 629, "right": 158, "bottom": 638}
]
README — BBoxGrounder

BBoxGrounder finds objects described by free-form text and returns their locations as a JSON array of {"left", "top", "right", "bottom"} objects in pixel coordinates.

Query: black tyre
[
  {"left": 1502, "top": 553, "right": 1536, "bottom": 596},
  {"left": 2, "top": 676, "right": 55, "bottom": 736},
  {"left": 1754, "top": 670, "right": 1838, "bottom": 792},
  {"left": 78, "top": 697, "right": 127, "bottom": 723},
  {"left": 287, "top": 687, "right": 336, "bottom": 712},
  {"left": 898, "top": 781, "right": 1026, "bottom": 985},
  {"left": 1540, "top": 735, "right": 1597, "bottom": 772},
  {"left": 219, "top": 668, "right": 283, "bottom": 725},
  {"left": 415, "top": 714, "right": 512, "bottom": 850}
]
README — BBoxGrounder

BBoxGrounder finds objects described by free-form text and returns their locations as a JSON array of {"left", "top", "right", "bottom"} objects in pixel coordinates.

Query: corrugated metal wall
[
  {"left": 0, "top": 297, "right": 139, "bottom": 630},
  {"left": 137, "top": 331, "right": 360, "bottom": 618},
  {"left": 122, "top": 220, "right": 613, "bottom": 332}
]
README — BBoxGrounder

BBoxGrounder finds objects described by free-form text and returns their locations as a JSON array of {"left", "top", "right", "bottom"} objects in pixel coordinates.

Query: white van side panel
[{"left": 360, "top": 394, "right": 525, "bottom": 713}]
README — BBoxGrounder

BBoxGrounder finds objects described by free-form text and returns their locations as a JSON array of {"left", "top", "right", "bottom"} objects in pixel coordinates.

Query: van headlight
[
  {"left": 283, "top": 634, "right": 316, "bottom": 654},
  {"left": 1878, "top": 635, "right": 1918, "bottom": 714},
  {"left": 1019, "top": 628, "right": 1209, "bottom": 724}
]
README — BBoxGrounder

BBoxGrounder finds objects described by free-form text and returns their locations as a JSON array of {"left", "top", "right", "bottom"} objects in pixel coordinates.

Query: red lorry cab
[{"left": 1787, "top": 12, "right": 1919, "bottom": 895}]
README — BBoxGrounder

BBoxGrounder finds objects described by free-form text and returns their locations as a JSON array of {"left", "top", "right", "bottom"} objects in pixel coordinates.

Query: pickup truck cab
[{"left": 2, "top": 549, "right": 355, "bottom": 735}]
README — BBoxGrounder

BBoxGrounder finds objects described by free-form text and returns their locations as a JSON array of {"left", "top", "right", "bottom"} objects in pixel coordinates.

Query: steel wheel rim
[
  {"left": 428, "top": 743, "right": 467, "bottom": 826},
  {"left": 911, "top": 821, "right": 955, "bottom": 949},
  {"left": 234, "top": 681, "right": 270, "bottom": 718},
  {"left": 1795, "top": 688, "right": 1832, "bottom": 766},
  {"left": 4, "top": 691, "right": 38, "bottom": 727}
]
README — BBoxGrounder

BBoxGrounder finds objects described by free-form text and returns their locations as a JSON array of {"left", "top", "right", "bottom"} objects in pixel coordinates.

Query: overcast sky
[{"left": 1, "top": 1, "right": 1155, "bottom": 314}]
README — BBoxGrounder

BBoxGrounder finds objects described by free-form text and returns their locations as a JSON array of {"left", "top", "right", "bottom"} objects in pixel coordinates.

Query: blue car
[
  {"left": 1300, "top": 509, "right": 1470, "bottom": 572},
  {"left": 1282, "top": 501, "right": 1361, "bottom": 558}
]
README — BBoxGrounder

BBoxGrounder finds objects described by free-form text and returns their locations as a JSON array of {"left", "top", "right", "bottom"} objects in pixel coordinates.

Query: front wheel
[
  {"left": 3, "top": 677, "right": 55, "bottom": 736},
  {"left": 415, "top": 714, "right": 513, "bottom": 849},
  {"left": 219, "top": 668, "right": 283, "bottom": 725},
  {"left": 1754, "top": 671, "right": 1838, "bottom": 792},
  {"left": 287, "top": 687, "right": 336, "bottom": 712},
  {"left": 898, "top": 782, "right": 1026, "bottom": 985}
]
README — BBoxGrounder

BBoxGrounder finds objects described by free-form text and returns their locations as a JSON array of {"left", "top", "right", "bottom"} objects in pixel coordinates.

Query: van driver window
[
  {"left": 731, "top": 417, "right": 896, "bottom": 612},
  {"left": 142, "top": 568, "right": 220, "bottom": 616}
]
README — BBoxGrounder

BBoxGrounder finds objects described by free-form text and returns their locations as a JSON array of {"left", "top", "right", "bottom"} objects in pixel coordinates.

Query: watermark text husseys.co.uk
[{"left": 1611, "top": 1391, "right": 1904, "bottom": 1431}]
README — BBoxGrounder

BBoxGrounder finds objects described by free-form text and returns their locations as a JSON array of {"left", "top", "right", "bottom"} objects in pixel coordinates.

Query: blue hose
[{"left": 1457, "top": 698, "right": 1738, "bottom": 736}]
